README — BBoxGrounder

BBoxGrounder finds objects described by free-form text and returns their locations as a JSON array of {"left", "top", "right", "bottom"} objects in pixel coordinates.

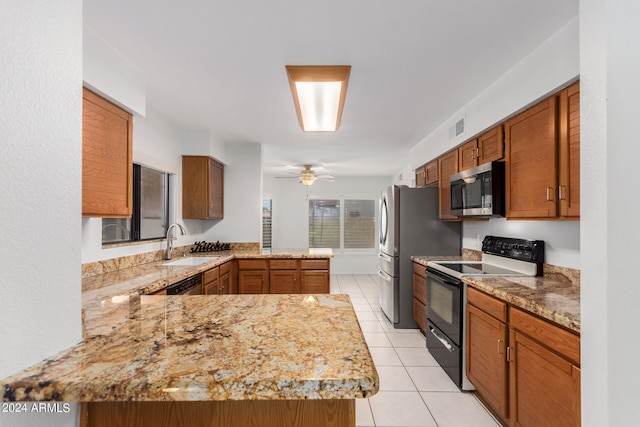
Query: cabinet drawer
[
  {"left": 509, "top": 306, "right": 580, "bottom": 366},
  {"left": 300, "top": 259, "right": 329, "bottom": 270},
  {"left": 238, "top": 259, "right": 268, "bottom": 270},
  {"left": 413, "top": 262, "right": 426, "bottom": 277},
  {"left": 203, "top": 266, "right": 219, "bottom": 284},
  {"left": 467, "top": 287, "right": 507, "bottom": 322},
  {"left": 219, "top": 261, "right": 232, "bottom": 275},
  {"left": 269, "top": 259, "right": 298, "bottom": 270}
]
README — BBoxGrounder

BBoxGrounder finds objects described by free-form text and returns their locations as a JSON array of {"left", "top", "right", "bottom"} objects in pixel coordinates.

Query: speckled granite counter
[
  {"left": 3, "top": 294, "right": 378, "bottom": 402},
  {"left": 411, "top": 253, "right": 580, "bottom": 333},
  {"left": 463, "top": 275, "right": 580, "bottom": 333},
  {"left": 82, "top": 249, "right": 333, "bottom": 307}
]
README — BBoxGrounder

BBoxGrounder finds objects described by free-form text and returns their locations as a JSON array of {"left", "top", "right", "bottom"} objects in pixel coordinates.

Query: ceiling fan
[{"left": 277, "top": 165, "right": 335, "bottom": 186}]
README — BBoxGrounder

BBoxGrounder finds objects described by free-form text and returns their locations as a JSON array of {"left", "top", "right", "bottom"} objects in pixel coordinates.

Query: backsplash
[{"left": 82, "top": 242, "right": 260, "bottom": 278}]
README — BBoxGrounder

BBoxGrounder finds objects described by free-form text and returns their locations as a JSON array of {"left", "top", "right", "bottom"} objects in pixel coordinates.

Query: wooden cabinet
[
  {"left": 505, "top": 83, "right": 580, "bottom": 220},
  {"left": 300, "top": 259, "right": 330, "bottom": 293},
  {"left": 219, "top": 261, "right": 234, "bottom": 294},
  {"left": 466, "top": 287, "right": 581, "bottom": 427},
  {"left": 82, "top": 88, "right": 133, "bottom": 218},
  {"left": 505, "top": 97, "right": 558, "bottom": 218},
  {"left": 458, "top": 125, "right": 504, "bottom": 172},
  {"left": 203, "top": 266, "right": 221, "bottom": 295},
  {"left": 149, "top": 288, "right": 167, "bottom": 296},
  {"left": 182, "top": 156, "right": 224, "bottom": 219},
  {"left": 415, "top": 160, "right": 438, "bottom": 188},
  {"left": 558, "top": 82, "right": 580, "bottom": 217},
  {"left": 269, "top": 260, "right": 299, "bottom": 293},
  {"left": 467, "top": 288, "right": 509, "bottom": 424},
  {"left": 438, "top": 150, "right": 459, "bottom": 220},
  {"left": 412, "top": 262, "right": 427, "bottom": 335},
  {"left": 509, "top": 307, "right": 581, "bottom": 427},
  {"left": 238, "top": 259, "right": 268, "bottom": 294}
]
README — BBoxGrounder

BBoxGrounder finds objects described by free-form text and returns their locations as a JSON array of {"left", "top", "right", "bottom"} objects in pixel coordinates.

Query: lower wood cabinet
[
  {"left": 412, "top": 262, "right": 427, "bottom": 335},
  {"left": 466, "top": 287, "right": 580, "bottom": 427},
  {"left": 203, "top": 266, "right": 221, "bottom": 295},
  {"left": 238, "top": 260, "right": 269, "bottom": 294},
  {"left": 237, "top": 258, "right": 330, "bottom": 294},
  {"left": 219, "top": 261, "right": 234, "bottom": 294},
  {"left": 467, "top": 289, "right": 509, "bottom": 423}
]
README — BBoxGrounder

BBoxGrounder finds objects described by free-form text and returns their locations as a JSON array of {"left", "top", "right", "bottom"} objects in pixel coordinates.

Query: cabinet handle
[
  {"left": 476, "top": 148, "right": 481, "bottom": 159},
  {"left": 497, "top": 339, "right": 503, "bottom": 354},
  {"left": 558, "top": 185, "right": 566, "bottom": 200},
  {"left": 546, "top": 187, "right": 553, "bottom": 201},
  {"left": 506, "top": 346, "right": 511, "bottom": 362}
]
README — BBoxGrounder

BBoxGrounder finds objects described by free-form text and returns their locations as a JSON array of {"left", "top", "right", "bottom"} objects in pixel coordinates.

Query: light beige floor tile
[
  {"left": 377, "top": 366, "right": 417, "bottom": 391},
  {"left": 353, "top": 302, "right": 375, "bottom": 313},
  {"left": 395, "top": 347, "right": 439, "bottom": 367},
  {"left": 369, "top": 347, "right": 403, "bottom": 366},
  {"left": 378, "top": 319, "right": 418, "bottom": 333},
  {"left": 386, "top": 332, "right": 426, "bottom": 348},
  {"left": 363, "top": 332, "right": 393, "bottom": 347},
  {"left": 369, "top": 391, "right": 437, "bottom": 427},
  {"left": 420, "top": 392, "right": 501, "bottom": 427},
  {"left": 357, "top": 311, "right": 380, "bottom": 322},
  {"left": 358, "top": 321, "right": 386, "bottom": 333},
  {"left": 356, "top": 398, "right": 375, "bottom": 427},
  {"left": 406, "top": 366, "right": 459, "bottom": 392}
]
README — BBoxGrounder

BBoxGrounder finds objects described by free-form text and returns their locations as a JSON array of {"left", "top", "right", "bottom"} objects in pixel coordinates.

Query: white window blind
[{"left": 309, "top": 197, "right": 376, "bottom": 250}]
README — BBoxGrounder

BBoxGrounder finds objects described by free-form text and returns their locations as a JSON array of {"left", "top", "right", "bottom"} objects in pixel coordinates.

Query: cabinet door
[
  {"left": 467, "top": 304, "right": 509, "bottom": 423},
  {"left": 478, "top": 125, "right": 504, "bottom": 164},
  {"left": 269, "top": 270, "right": 299, "bottom": 293},
  {"left": 424, "top": 161, "right": 438, "bottom": 186},
  {"left": 438, "top": 150, "right": 459, "bottom": 220},
  {"left": 413, "top": 298, "right": 426, "bottom": 336},
  {"left": 558, "top": 82, "right": 580, "bottom": 217},
  {"left": 300, "top": 270, "right": 329, "bottom": 294},
  {"left": 505, "top": 97, "right": 558, "bottom": 218},
  {"left": 238, "top": 270, "right": 267, "bottom": 294},
  {"left": 509, "top": 329, "right": 581, "bottom": 427},
  {"left": 82, "top": 88, "right": 133, "bottom": 218},
  {"left": 182, "top": 156, "right": 224, "bottom": 220},
  {"left": 415, "top": 166, "right": 426, "bottom": 188},
  {"left": 208, "top": 158, "right": 224, "bottom": 219},
  {"left": 203, "top": 267, "right": 220, "bottom": 295},
  {"left": 219, "top": 271, "right": 231, "bottom": 294},
  {"left": 458, "top": 139, "right": 479, "bottom": 171}
]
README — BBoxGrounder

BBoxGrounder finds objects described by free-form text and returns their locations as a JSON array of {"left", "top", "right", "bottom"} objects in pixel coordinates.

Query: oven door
[{"left": 426, "top": 268, "right": 462, "bottom": 346}]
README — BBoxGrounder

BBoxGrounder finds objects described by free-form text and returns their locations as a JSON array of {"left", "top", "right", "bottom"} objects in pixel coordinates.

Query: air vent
[{"left": 448, "top": 115, "right": 466, "bottom": 140}]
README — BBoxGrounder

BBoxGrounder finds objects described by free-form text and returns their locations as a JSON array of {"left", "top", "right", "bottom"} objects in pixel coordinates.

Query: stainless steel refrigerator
[{"left": 378, "top": 185, "right": 461, "bottom": 329}]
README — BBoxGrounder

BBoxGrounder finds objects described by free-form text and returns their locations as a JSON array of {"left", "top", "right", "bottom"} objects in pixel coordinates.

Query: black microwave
[{"left": 450, "top": 161, "right": 505, "bottom": 217}]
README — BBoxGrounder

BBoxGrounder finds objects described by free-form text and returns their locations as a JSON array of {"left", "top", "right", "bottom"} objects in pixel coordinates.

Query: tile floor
[{"left": 331, "top": 274, "right": 502, "bottom": 427}]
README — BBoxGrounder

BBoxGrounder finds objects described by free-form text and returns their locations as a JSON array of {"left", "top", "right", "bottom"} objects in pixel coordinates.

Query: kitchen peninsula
[{"left": 3, "top": 249, "right": 378, "bottom": 427}]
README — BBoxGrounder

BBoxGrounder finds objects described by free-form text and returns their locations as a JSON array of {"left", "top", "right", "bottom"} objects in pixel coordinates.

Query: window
[
  {"left": 308, "top": 197, "right": 376, "bottom": 250},
  {"left": 262, "top": 198, "right": 272, "bottom": 249},
  {"left": 102, "top": 164, "right": 170, "bottom": 244}
]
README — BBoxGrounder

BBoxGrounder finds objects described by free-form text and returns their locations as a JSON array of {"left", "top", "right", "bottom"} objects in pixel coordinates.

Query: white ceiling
[{"left": 84, "top": 0, "right": 578, "bottom": 178}]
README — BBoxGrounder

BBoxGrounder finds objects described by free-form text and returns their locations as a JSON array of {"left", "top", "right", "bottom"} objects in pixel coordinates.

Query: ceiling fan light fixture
[
  {"left": 286, "top": 65, "right": 351, "bottom": 132},
  {"left": 300, "top": 174, "right": 317, "bottom": 186}
]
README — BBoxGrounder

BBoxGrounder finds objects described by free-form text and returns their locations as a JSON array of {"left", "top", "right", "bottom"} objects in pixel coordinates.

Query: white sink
[{"left": 162, "top": 256, "right": 219, "bottom": 267}]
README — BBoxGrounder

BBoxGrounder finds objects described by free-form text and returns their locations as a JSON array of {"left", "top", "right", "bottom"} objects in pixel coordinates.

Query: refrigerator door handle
[
  {"left": 378, "top": 252, "right": 393, "bottom": 263},
  {"left": 378, "top": 269, "right": 392, "bottom": 281}
]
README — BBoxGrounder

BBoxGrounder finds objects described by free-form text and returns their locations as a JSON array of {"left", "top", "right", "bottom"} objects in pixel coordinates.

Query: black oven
[
  {"left": 450, "top": 161, "right": 505, "bottom": 217},
  {"left": 426, "top": 267, "right": 464, "bottom": 388}
]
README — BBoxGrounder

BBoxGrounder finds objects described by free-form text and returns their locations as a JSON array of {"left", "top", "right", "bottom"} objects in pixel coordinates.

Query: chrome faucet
[{"left": 165, "top": 223, "right": 187, "bottom": 260}]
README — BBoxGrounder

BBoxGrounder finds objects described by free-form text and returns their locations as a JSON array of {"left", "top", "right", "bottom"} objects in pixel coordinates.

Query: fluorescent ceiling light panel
[{"left": 286, "top": 66, "right": 351, "bottom": 132}]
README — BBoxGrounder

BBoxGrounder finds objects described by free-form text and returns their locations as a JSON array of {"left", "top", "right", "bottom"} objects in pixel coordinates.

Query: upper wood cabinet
[
  {"left": 505, "top": 82, "right": 580, "bottom": 219},
  {"left": 415, "top": 160, "right": 438, "bottom": 188},
  {"left": 505, "top": 97, "right": 559, "bottom": 218},
  {"left": 458, "top": 125, "right": 504, "bottom": 172},
  {"left": 82, "top": 88, "right": 133, "bottom": 218},
  {"left": 558, "top": 82, "right": 580, "bottom": 217},
  {"left": 438, "top": 150, "right": 459, "bottom": 220},
  {"left": 182, "top": 156, "right": 224, "bottom": 219}
]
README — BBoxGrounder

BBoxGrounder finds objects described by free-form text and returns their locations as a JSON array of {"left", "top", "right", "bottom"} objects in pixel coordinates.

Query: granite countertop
[
  {"left": 463, "top": 275, "right": 580, "bottom": 333},
  {"left": 411, "top": 252, "right": 580, "bottom": 334},
  {"left": 82, "top": 249, "right": 333, "bottom": 307},
  {"left": 3, "top": 294, "right": 378, "bottom": 402}
]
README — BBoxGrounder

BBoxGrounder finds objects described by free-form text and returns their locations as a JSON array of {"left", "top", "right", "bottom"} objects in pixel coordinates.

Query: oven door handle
[{"left": 429, "top": 325, "right": 455, "bottom": 353}]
